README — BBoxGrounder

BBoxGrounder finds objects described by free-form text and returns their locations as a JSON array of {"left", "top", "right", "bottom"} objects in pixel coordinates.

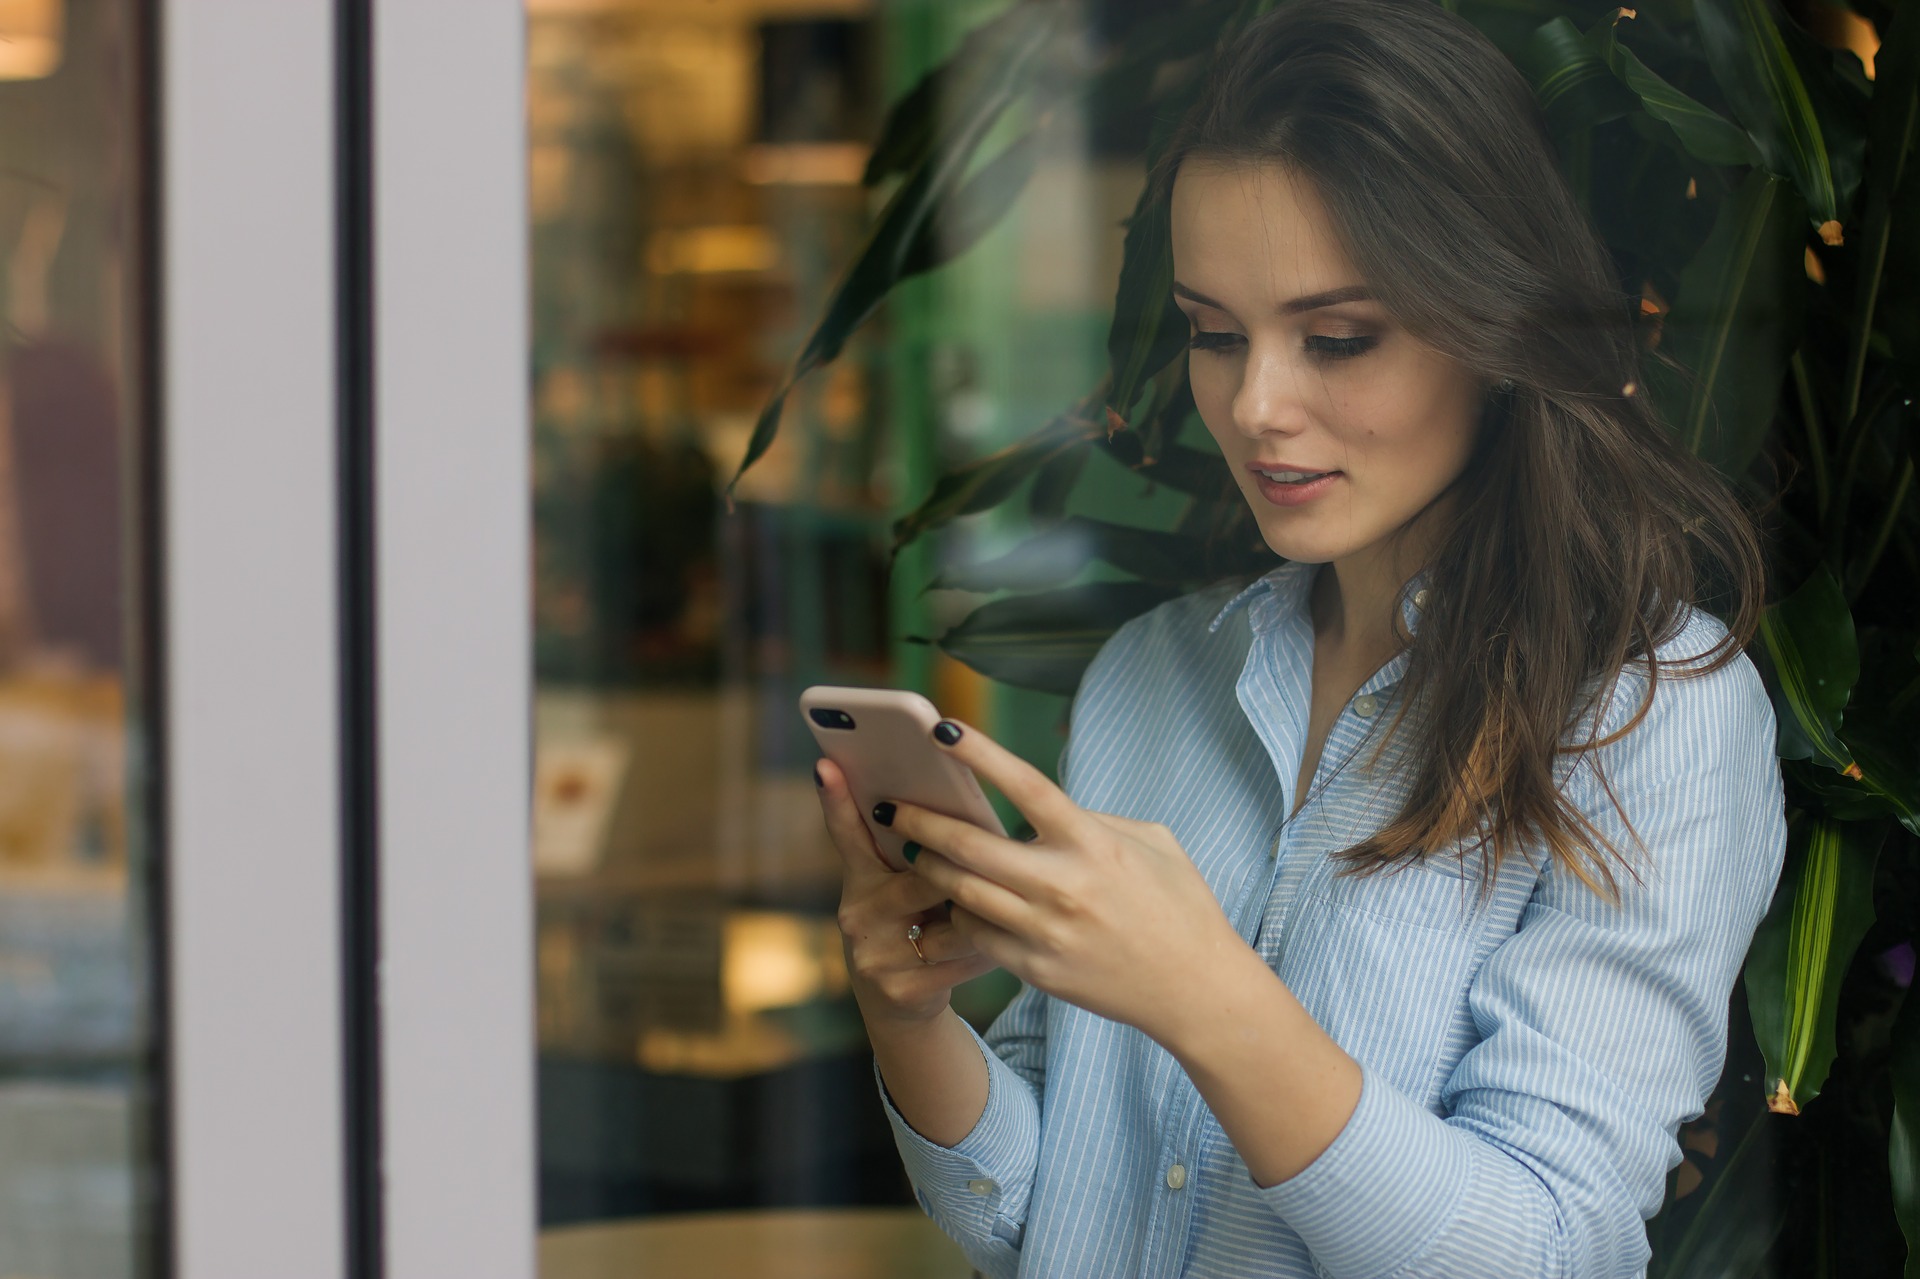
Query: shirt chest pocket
[{"left": 1274, "top": 861, "right": 1482, "bottom": 1103}]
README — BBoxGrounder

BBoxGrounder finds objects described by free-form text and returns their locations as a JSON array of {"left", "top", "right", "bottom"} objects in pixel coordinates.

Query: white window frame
[{"left": 161, "top": 2, "right": 533, "bottom": 1275}]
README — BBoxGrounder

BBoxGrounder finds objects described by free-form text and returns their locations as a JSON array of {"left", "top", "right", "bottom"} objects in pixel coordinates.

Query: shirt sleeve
[
  {"left": 875, "top": 981, "right": 1050, "bottom": 1279},
  {"left": 1257, "top": 626, "right": 1790, "bottom": 1278}
]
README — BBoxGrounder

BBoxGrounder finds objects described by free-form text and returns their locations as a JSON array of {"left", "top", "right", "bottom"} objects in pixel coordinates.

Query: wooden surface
[{"left": 540, "top": 1207, "right": 974, "bottom": 1279}]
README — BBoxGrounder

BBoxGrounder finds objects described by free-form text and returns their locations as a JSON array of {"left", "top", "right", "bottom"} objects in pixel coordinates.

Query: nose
[{"left": 1228, "top": 338, "right": 1313, "bottom": 440}]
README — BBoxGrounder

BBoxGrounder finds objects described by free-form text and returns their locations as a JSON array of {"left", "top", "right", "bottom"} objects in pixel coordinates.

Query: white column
[
  {"left": 161, "top": 2, "right": 346, "bottom": 1275},
  {"left": 374, "top": 3, "right": 536, "bottom": 1276}
]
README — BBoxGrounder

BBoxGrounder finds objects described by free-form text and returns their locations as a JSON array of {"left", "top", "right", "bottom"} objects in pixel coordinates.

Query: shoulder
[
  {"left": 1059, "top": 578, "right": 1256, "bottom": 794},
  {"left": 1073, "top": 577, "right": 1253, "bottom": 702},
  {"left": 1581, "top": 603, "right": 1774, "bottom": 751}
]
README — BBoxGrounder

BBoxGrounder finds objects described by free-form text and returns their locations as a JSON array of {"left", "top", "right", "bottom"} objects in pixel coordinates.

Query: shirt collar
[{"left": 1207, "top": 559, "right": 1432, "bottom": 692}]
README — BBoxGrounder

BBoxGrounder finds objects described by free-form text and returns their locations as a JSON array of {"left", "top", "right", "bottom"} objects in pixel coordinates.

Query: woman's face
[{"left": 1169, "top": 159, "right": 1487, "bottom": 576}]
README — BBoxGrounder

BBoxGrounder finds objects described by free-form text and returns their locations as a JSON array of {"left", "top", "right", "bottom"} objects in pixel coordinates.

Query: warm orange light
[{"left": 0, "top": 0, "right": 62, "bottom": 81}]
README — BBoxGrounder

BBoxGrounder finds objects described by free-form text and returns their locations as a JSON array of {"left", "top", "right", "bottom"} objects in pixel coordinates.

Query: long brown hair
[{"left": 1156, "top": 0, "right": 1768, "bottom": 898}]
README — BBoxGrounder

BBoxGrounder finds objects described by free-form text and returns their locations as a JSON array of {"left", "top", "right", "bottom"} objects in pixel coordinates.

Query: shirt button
[
  {"left": 967, "top": 1177, "right": 998, "bottom": 1196},
  {"left": 1413, "top": 588, "right": 1430, "bottom": 610},
  {"left": 1352, "top": 693, "right": 1379, "bottom": 718},
  {"left": 1165, "top": 1163, "right": 1188, "bottom": 1190}
]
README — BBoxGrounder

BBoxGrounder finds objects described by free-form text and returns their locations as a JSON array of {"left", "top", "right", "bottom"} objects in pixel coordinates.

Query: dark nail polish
[
  {"left": 813, "top": 763, "right": 824, "bottom": 789},
  {"left": 933, "top": 720, "right": 963, "bottom": 746},
  {"left": 872, "top": 801, "right": 896, "bottom": 827},
  {"left": 903, "top": 841, "right": 922, "bottom": 864}
]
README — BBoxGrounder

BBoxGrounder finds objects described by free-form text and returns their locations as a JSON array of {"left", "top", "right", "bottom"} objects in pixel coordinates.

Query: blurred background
[{"left": 523, "top": 0, "right": 1140, "bottom": 1261}]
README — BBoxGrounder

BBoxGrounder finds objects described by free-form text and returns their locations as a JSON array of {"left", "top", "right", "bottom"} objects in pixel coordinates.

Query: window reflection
[
  {"left": 530, "top": 0, "right": 1123, "bottom": 1270},
  {"left": 0, "top": 2, "right": 156, "bottom": 1276}
]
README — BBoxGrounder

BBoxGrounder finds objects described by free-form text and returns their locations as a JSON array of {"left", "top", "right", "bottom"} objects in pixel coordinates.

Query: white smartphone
[{"left": 800, "top": 685, "right": 1007, "bottom": 872}]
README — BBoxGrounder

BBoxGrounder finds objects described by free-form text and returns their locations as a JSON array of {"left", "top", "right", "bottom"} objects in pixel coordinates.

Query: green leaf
[
  {"left": 1584, "top": 12, "right": 1761, "bottom": 167},
  {"left": 1520, "top": 16, "right": 1637, "bottom": 133},
  {"left": 935, "top": 581, "right": 1179, "bottom": 695},
  {"left": 1840, "top": 0, "right": 1920, "bottom": 424},
  {"left": 900, "top": 130, "right": 1042, "bottom": 277},
  {"left": 862, "top": 0, "right": 1047, "bottom": 188},
  {"left": 1755, "top": 563, "right": 1859, "bottom": 772},
  {"left": 1694, "top": 0, "right": 1843, "bottom": 230},
  {"left": 1652, "top": 1110, "right": 1784, "bottom": 1279},
  {"left": 1105, "top": 184, "right": 1188, "bottom": 427},
  {"left": 1027, "top": 442, "right": 1090, "bottom": 522},
  {"left": 1743, "top": 815, "right": 1885, "bottom": 1113},
  {"left": 1133, "top": 440, "right": 1233, "bottom": 497},
  {"left": 930, "top": 517, "right": 1208, "bottom": 594},
  {"left": 1891, "top": 986, "right": 1920, "bottom": 1278},
  {"left": 1654, "top": 166, "right": 1808, "bottom": 472},
  {"left": 891, "top": 406, "right": 1103, "bottom": 553},
  {"left": 730, "top": 4, "right": 1058, "bottom": 497}
]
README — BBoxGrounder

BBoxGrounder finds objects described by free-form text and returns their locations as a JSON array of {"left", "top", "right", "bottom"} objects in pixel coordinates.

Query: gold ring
[{"left": 907, "top": 923, "right": 932, "bottom": 964}]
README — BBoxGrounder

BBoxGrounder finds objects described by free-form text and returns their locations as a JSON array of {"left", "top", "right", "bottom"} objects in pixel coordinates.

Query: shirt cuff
[
  {"left": 874, "top": 1019, "right": 1041, "bottom": 1249},
  {"left": 1256, "top": 1061, "right": 1474, "bottom": 1278}
]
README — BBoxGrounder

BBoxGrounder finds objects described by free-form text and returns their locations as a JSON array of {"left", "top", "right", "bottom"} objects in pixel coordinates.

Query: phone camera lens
[{"left": 810, "top": 708, "right": 856, "bottom": 730}]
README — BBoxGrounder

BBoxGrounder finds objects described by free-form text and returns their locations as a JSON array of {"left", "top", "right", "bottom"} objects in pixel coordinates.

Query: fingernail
[
  {"left": 903, "top": 841, "right": 922, "bottom": 864},
  {"left": 813, "top": 763, "right": 824, "bottom": 789},
  {"left": 871, "top": 801, "right": 896, "bottom": 827},
  {"left": 933, "top": 720, "right": 962, "bottom": 746}
]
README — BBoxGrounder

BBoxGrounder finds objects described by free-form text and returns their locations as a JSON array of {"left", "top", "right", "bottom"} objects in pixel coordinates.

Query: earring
[{"left": 1495, "top": 377, "right": 1517, "bottom": 393}]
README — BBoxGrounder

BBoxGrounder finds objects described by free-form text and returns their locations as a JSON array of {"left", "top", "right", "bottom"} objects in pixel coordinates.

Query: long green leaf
[
  {"left": 1891, "top": 985, "right": 1920, "bottom": 1278},
  {"left": 1585, "top": 12, "right": 1761, "bottom": 167},
  {"left": 1839, "top": 0, "right": 1920, "bottom": 426},
  {"left": 1695, "top": 0, "right": 1842, "bottom": 232},
  {"left": 1654, "top": 166, "right": 1807, "bottom": 472},
  {"left": 1027, "top": 442, "right": 1090, "bottom": 522},
  {"left": 900, "top": 130, "right": 1042, "bottom": 277},
  {"left": 862, "top": 0, "right": 1046, "bottom": 188},
  {"left": 1519, "top": 15, "right": 1636, "bottom": 134},
  {"left": 1743, "top": 815, "right": 1885, "bottom": 1113},
  {"left": 1105, "top": 184, "right": 1187, "bottom": 427},
  {"left": 729, "top": 4, "right": 1058, "bottom": 497},
  {"left": 891, "top": 405, "right": 1103, "bottom": 553},
  {"left": 935, "top": 581, "right": 1178, "bottom": 695},
  {"left": 930, "top": 516, "right": 1208, "bottom": 594},
  {"left": 1754, "top": 562, "right": 1858, "bottom": 772}
]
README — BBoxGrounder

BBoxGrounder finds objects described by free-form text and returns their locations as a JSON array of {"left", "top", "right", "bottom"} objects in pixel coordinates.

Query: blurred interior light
[
  {"left": 722, "top": 911, "right": 847, "bottom": 1013},
  {"left": 0, "top": 0, "right": 62, "bottom": 81},
  {"left": 742, "top": 142, "right": 868, "bottom": 186},
  {"left": 647, "top": 224, "right": 779, "bottom": 275}
]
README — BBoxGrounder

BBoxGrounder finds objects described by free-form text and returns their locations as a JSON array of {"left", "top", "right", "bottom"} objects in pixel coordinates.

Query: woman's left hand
[{"left": 885, "top": 717, "right": 1252, "bottom": 1046}]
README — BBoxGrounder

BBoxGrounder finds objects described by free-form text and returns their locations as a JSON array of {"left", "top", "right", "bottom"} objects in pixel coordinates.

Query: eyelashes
[{"left": 1186, "top": 331, "right": 1379, "bottom": 361}]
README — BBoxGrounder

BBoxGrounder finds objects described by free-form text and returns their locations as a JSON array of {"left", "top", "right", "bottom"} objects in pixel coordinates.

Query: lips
[{"left": 1249, "top": 468, "right": 1341, "bottom": 507}]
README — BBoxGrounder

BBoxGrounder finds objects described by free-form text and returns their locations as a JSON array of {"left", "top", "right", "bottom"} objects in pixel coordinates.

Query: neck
[{"left": 1311, "top": 529, "right": 1429, "bottom": 658}]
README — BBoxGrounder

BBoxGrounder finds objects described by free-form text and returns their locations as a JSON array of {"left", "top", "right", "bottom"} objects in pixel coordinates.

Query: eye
[
  {"left": 1188, "top": 330, "right": 1245, "bottom": 354},
  {"left": 1306, "top": 334, "right": 1378, "bottom": 360}
]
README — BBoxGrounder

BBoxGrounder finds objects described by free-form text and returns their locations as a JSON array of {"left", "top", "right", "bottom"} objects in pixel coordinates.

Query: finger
[
  {"left": 904, "top": 917, "right": 978, "bottom": 966},
  {"left": 948, "top": 903, "right": 1035, "bottom": 974},
  {"left": 815, "top": 756, "right": 894, "bottom": 883},
  {"left": 927, "top": 718, "right": 1089, "bottom": 841},
  {"left": 890, "top": 801, "right": 1045, "bottom": 899},
  {"left": 910, "top": 849, "right": 1035, "bottom": 936}
]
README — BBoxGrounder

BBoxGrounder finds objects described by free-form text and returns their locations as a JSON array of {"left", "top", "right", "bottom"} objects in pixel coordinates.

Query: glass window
[
  {"left": 530, "top": 0, "right": 1914, "bottom": 1274},
  {"left": 0, "top": 2, "right": 160, "bottom": 1276},
  {"left": 529, "top": 1, "right": 1096, "bottom": 1268}
]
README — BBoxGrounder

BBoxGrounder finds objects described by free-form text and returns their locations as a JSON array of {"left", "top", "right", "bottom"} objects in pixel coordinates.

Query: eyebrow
[{"left": 1171, "top": 282, "right": 1374, "bottom": 315}]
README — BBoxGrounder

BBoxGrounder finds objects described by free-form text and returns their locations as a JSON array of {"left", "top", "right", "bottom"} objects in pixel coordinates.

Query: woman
[{"left": 816, "top": 1, "right": 1788, "bottom": 1274}]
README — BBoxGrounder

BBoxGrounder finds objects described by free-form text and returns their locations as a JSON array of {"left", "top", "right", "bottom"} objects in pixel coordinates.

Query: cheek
[{"left": 1341, "top": 359, "right": 1480, "bottom": 478}]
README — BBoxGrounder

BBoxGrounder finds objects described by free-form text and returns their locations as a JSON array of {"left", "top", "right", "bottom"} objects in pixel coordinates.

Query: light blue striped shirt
[{"left": 878, "top": 558, "right": 1788, "bottom": 1278}]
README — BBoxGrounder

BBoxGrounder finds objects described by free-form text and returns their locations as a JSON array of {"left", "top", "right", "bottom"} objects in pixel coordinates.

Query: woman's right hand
[{"left": 817, "top": 757, "right": 1001, "bottom": 1028}]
